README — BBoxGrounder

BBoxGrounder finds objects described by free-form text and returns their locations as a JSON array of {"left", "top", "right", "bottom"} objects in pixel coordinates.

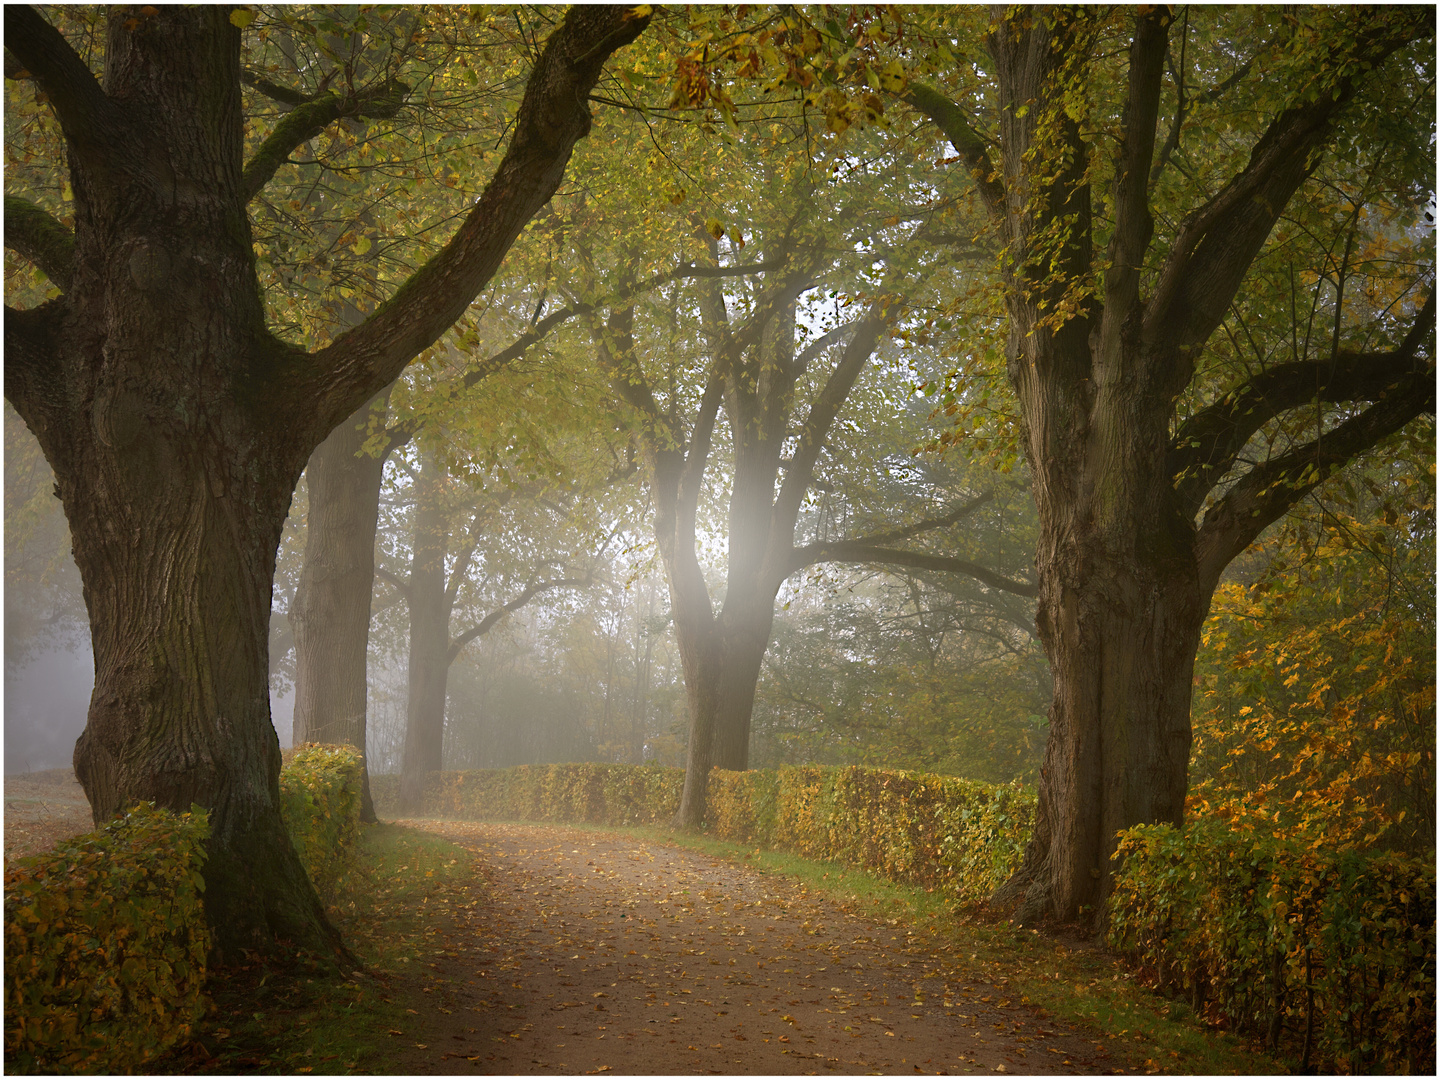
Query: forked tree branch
[
  {"left": 1193, "top": 370, "right": 1435, "bottom": 591},
  {"left": 1171, "top": 288, "right": 1435, "bottom": 516}
]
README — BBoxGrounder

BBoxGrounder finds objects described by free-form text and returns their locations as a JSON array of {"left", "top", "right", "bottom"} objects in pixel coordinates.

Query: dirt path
[
  {"left": 385, "top": 820, "right": 1143, "bottom": 1076},
  {"left": 3, "top": 768, "right": 93, "bottom": 860}
]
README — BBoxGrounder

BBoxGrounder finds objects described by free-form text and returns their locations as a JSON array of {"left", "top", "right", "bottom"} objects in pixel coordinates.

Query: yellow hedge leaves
[
  {"left": 4, "top": 803, "right": 211, "bottom": 1073},
  {"left": 279, "top": 742, "right": 365, "bottom": 898},
  {"left": 5, "top": 745, "right": 365, "bottom": 1073},
  {"left": 374, "top": 761, "right": 1035, "bottom": 907},
  {"left": 1109, "top": 818, "right": 1435, "bottom": 1073}
]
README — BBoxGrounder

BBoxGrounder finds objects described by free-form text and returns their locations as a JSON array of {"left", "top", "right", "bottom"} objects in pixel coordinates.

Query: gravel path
[{"left": 386, "top": 820, "right": 1142, "bottom": 1076}]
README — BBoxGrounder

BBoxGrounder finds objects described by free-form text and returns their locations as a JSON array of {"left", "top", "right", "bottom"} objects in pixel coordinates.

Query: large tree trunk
[
  {"left": 398, "top": 453, "right": 451, "bottom": 812},
  {"left": 0, "top": 8, "right": 347, "bottom": 962},
  {"left": 289, "top": 391, "right": 390, "bottom": 823},
  {"left": 4, "top": 3, "right": 649, "bottom": 961},
  {"left": 1003, "top": 470, "right": 1208, "bottom": 924}
]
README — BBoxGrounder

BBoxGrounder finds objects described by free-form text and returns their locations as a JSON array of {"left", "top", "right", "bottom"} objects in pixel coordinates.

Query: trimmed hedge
[
  {"left": 4, "top": 803, "right": 211, "bottom": 1073},
  {"left": 1108, "top": 818, "right": 1436, "bottom": 1073},
  {"left": 279, "top": 743, "right": 365, "bottom": 898},
  {"left": 371, "top": 762, "right": 1033, "bottom": 904}
]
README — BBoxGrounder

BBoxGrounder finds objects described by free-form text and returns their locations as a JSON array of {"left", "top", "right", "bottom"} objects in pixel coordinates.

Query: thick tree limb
[
  {"left": 1144, "top": 9, "right": 1433, "bottom": 359},
  {"left": 240, "top": 69, "right": 314, "bottom": 108},
  {"left": 3, "top": 301, "right": 64, "bottom": 420},
  {"left": 822, "top": 491, "right": 995, "bottom": 551},
  {"left": 295, "top": 4, "right": 650, "bottom": 437},
  {"left": 4, "top": 195, "right": 75, "bottom": 291},
  {"left": 789, "top": 542, "right": 1038, "bottom": 597},
  {"left": 1097, "top": 9, "right": 1169, "bottom": 364},
  {"left": 772, "top": 307, "right": 888, "bottom": 532},
  {"left": 1170, "top": 288, "right": 1436, "bottom": 516},
  {"left": 904, "top": 82, "right": 1005, "bottom": 224},
  {"left": 4, "top": 6, "right": 119, "bottom": 170},
  {"left": 373, "top": 564, "right": 412, "bottom": 601},
  {"left": 241, "top": 80, "right": 409, "bottom": 202},
  {"left": 1194, "top": 372, "right": 1435, "bottom": 591}
]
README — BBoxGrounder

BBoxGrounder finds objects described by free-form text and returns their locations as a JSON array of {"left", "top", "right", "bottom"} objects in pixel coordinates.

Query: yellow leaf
[
  {"left": 351, "top": 235, "right": 372, "bottom": 255},
  {"left": 229, "top": 8, "right": 255, "bottom": 29}
]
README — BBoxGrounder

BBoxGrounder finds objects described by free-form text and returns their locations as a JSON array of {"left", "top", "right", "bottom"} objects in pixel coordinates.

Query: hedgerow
[
  {"left": 371, "top": 762, "right": 1032, "bottom": 904},
  {"left": 279, "top": 743, "right": 365, "bottom": 899},
  {"left": 1108, "top": 817, "right": 1435, "bottom": 1073},
  {"left": 3, "top": 803, "right": 211, "bottom": 1074}
]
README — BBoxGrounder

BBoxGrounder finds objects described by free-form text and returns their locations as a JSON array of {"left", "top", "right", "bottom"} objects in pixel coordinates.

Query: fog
[
  {"left": 4, "top": 643, "right": 296, "bottom": 775},
  {"left": 4, "top": 647, "right": 92, "bottom": 773}
]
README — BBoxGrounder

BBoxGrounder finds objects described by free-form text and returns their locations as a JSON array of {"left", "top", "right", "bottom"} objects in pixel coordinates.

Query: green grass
[
  {"left": 450, "top": 816, "right": 1280, "bottom": 1076},
  {"left": 153, "top": 822, "right": 476, "bottom": 1075}
]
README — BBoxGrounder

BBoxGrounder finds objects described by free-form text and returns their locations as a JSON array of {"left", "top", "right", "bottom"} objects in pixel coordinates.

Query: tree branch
[
  {"left": 771, "top": 307, "right": 888, "bottom": 533},
  {"left": 4, "top": 301, "right": 64, "bottom": 431},
  {"left": 240, "top": 69, "right": 314, "bottom": 107},
  {"left": 4, "top": 6, "right": 119, "bottom": 170},
  {"left": 4, "top": 195, "right": 75, "bottom": 291},
  {"left": 903, "top": 82, "right": 1005, "bottom": 224},
  {"left": 292, "top": 4, "right": 650, "bottom": 440},
  {"left": 1144, "top": 9, "right": 1433, "bottom": 359},
  {"left": 446, "top": 575, "right": 590, "bottom": 665},
  {"left": 789, "top": 542, "right": 1038, "bottom": 597},
  {"left": 373, "top": 564, "right": 411, "bottom": 601},
  {"left": 1194, "top": 372, "right": 1435, "bottom": 592},
  {"left": 241, "top": 79, "right": 409, "bottom": 203},
  {"left": 1097, "top": 9, "right": 1169, "bottom": 362},
  {"left": 1170, "top": 288, "right": 1435, "bottom": 517}
]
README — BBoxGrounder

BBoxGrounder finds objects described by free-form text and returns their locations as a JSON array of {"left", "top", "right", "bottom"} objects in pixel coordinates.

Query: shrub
[
  {"left": 4, "top": 803, "right": 211, "bottom": 1074},
  {"left": 279, "top": 743, "right": 364, "bottom": 898},
  {"left": 1108, "top": 817, "right": 1435, "bottom": 1073}
]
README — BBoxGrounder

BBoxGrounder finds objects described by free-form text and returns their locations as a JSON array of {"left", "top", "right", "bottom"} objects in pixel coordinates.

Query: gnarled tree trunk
[{"left": 908, "top": 5, "right": 1434, "bottom": 925}]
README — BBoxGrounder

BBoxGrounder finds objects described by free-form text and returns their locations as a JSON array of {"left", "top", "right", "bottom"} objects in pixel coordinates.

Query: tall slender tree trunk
[
  {"left": 289, "top": 390, "right": 390, "bottom": 822},
  {"left": 398, "top": 453, "right": 451, "bottom": 812}
]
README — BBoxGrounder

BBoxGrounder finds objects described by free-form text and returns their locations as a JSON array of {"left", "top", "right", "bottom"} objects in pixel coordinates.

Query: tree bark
[
  {"left": 289, "top": 390, "right": 392, "bottom": 823},
  {"left": 906, "top": 6, "right": 1434, "bottom": 925},
  {"left": 398, "top": 451, "right": 451, "bottom": 812},
  {"left": 3, "top": 3, "right": 649, "bottom": 958}
]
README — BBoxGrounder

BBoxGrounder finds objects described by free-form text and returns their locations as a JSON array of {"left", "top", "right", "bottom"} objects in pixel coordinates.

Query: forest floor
[{"left": 3, "top": 767, "right": 95, "bottom": 857}]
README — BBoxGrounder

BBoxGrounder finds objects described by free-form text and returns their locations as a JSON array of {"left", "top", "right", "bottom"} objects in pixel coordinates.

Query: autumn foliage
[
  {"left": 4, "top": 747, "right": 367, "bottom": 1073},
  {"left": 279, "top": 743, "right": 366, "bottom": 899},
  {"left": 3, "top": 804, "right": 211, "bottom": 1073},
  {"left": 1108, "top": 818, "right": 1435, "bottom": 1073}
]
